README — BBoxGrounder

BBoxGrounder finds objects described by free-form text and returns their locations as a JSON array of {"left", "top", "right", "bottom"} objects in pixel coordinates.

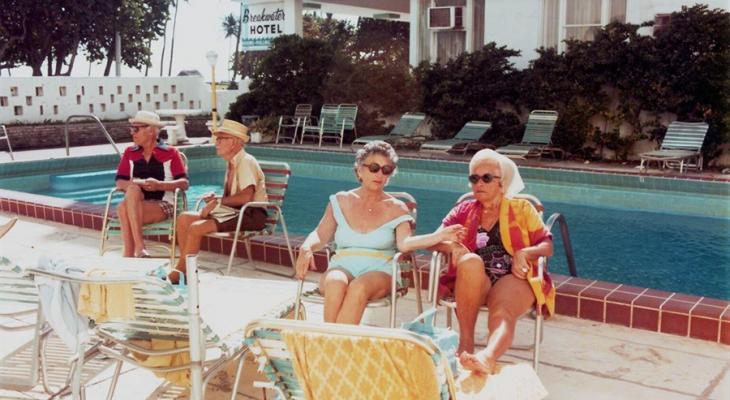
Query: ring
[{"left": 521, "top": 267, "right": 528, "bottom": 273}]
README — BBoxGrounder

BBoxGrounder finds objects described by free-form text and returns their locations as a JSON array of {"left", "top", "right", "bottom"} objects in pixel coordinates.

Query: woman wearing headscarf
[{"left": 435, "top": 149, "right": 555, "bottom": 375}]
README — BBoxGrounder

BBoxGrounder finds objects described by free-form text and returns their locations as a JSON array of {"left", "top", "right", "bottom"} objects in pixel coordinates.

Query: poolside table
[{"left": 157, "top": 109, "right": 204, "bottom": 145}]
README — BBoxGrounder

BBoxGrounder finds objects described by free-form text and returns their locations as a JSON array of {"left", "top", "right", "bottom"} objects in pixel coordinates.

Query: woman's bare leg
[
  {"left": 319, "top": 269, "right": 351, "bottom": 323},
  {"left": 454, "top": 253, "right": 490, "bottom": 354},
  {"left": 461, "top": 274, "right": 534, "bottom": 374},
  {"left": 336, "top": 271, "right": 391, "bottom": 325}
]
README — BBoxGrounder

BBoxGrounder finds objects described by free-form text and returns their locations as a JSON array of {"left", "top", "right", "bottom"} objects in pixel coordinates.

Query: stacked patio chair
[
  {"left": 295, "top": 192, "right": 423, "bottom": 328},
  {"left": 496, "top": 110, "right": 561, "bottom": 159},
  {"left": 300, "top": 104, "right": 357, "bottom": 147},
  {"left": 421, "top": 120, "right": 492, "bottom": 154},
  {"left": 0, "top": 125, "right": 14, "bottom": 160},
  {"left": 639, "top": 121, "right": 709, "bottom": 173},
  {"left": 275, "top": 104, "right": 312, "bottom": 144}
]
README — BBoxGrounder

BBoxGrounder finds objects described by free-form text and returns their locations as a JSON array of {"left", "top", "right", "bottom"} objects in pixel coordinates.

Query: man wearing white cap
[
  {"left": 170, "top": 119, "right": 267, "bottom": 282},
  {"left": 115, "top": 110, "right": 189, "bottom": 258}
]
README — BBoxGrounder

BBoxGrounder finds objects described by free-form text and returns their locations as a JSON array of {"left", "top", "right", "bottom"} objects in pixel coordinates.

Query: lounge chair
[
  {"left": 295, "top": 192, "right": 423, "bottom": 328},
  {"left": 421, "top": 121, "right": 492, "bottom": 154},
  {"left": 496, "top": 110, "right": 561, "bottom": 159},
  {"left": 244, "top": 318, "right": 457, "bottom": 400},
  {"left": 275, "top": 104, "right": 312, "bottom": 144},
  {"left": 351, "top": 112, "right": 426, "bottom": 147},
  {"left": 198, "top": 161, "right": 296, "bottom": 277},
  {"left": 428, "top": 192, "right": 548, "bottom": 373},
  {"left": 0, "top": 125, "right": 13, "bottom": 160},
  {"left": 639, "top": 121, "right": 709, "bottom": 173}
]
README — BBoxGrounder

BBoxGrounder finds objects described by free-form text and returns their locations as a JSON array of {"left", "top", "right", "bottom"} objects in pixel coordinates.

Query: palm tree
[
  {"left": 167, "top": 0, "right": 185, "bottom": 76},
  {"left": 221, "top": 9, "right": 242, "bottom": 81}
]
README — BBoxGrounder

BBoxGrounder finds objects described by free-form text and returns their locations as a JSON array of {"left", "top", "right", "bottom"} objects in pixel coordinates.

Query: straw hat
[
  {"left": 213, "top": 119, "right": 250, "bottom": 143},
  {"left": 128, "top": 110, "right": 165, "bottom": 128}
]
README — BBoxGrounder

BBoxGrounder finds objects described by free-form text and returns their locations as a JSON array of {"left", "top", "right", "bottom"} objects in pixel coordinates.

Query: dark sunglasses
[
  {"left": 468, "top": 173, "right": 501, "bottom": 184},
  {"left": 129, "top": 125, "right": 149, "bottom": 133},
  {"left": 362, "top": 163, "right": 396, "bottom": 176}
]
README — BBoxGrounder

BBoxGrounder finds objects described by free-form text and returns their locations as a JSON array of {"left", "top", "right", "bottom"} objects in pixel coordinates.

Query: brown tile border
[{"left": 2, "top": 191, "right": 729, "bottom": 345}]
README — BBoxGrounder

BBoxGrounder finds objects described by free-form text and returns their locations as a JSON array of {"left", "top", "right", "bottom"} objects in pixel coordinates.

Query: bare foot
[
  {"left": 459, "top": 351, "right": 497, "bottom": 375},
  {"left": 0, "top": 217, "right": 18, "bottom": 240}
]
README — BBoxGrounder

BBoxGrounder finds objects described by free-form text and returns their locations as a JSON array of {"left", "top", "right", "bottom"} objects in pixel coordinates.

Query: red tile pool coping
[{"left": 2, "top": 187, "right": 729, "bottom": 345}]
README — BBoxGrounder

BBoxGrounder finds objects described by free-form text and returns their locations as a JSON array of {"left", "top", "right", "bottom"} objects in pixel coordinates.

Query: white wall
[
  {"left": 482, "top": 0, "right": 729, "bottom": 70},
  {"left": 484, "top": 0, "right": 542, "bottom": 69},
  {"left": 0, "top": 76, "right": 246, "bottom": 125}
]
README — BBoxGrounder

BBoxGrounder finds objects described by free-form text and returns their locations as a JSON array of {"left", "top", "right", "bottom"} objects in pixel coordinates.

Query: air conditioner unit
[{"left": 428, "top": 6, "right": 464, "bottom": 30}]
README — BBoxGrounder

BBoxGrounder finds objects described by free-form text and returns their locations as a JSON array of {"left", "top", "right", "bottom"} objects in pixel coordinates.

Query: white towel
[{"left": 35, "top": 256, "right": 90, "bottom": 351}]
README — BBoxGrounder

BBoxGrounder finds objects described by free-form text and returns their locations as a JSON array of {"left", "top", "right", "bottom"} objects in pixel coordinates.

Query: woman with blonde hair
[{"left": 295, "top": 141, "right": 465, "bottom": 324}]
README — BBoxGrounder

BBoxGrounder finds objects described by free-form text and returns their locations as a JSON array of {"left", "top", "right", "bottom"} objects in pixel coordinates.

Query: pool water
[
  {"left": 29, "top": 162, "right": 730, "bottom": 300},
  {"left": 179, "top": 172, "right": 730, "bottom": 300}
]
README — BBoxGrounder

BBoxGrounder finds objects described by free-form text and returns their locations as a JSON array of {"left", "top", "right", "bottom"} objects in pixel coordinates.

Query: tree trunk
[
  {"left": 31, "top": 64, "right": 42, "bottom": 76},
  {"left": 159, "top": 27, "right": 167, "bottom": 76},
  {"left": 104, "top": 52, "right": 114, "bottom": 76},
  {"left": 46, "top": 51, "right": 53, "bottom": 76},
  {"left": 167, "top": 1, "right": 179, "bottom": 76},
  {"left": 144, "top": 38, "right": 152, "bottom": 76},
  {"left": 64, "top": 48, "right": 78, "bottom": 76},
  {"left": 231, "top": 2, "right": 243, "bottom": 81}
]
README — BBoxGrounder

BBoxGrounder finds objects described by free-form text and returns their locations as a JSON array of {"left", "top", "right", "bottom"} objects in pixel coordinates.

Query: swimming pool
[{"left": 2, "top": 146, "right": 729, "bottom": 299}]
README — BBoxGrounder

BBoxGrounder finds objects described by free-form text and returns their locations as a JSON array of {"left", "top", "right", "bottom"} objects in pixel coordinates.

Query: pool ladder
[
  {"left": 546, "top": 212, "right": 578, "bottom": 277},
  {"left": 64, "top": 114, "right": 121, "bottom": 158}
]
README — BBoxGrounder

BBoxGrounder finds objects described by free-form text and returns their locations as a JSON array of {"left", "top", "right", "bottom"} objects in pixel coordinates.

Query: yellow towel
[
  {"left": 129, "top": 339, "right": 191, "bottom": 387},
  {"left": 282, "top": 331, "right": 441, "bottom": 400},
  {"left": 77, "top": 269, "right": 135, "bottom": 322}
]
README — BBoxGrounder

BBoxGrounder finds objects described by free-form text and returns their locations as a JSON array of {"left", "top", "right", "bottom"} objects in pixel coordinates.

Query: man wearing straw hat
[
  {"left": 116, "top": 110, "right": 189, "bottom": 258},
  {"left": 170, "top": 119, "right": 268, "bottom": 282}
]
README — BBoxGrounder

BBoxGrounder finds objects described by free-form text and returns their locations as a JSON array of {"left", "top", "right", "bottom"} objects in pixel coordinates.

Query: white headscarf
[{"left": 469, "top": 149, "right": 525, "bottom": 198}]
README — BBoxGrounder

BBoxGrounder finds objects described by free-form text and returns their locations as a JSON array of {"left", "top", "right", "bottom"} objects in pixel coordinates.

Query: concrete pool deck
[{"left": 0, "top": 214, "right": 728, "bottom": 399}]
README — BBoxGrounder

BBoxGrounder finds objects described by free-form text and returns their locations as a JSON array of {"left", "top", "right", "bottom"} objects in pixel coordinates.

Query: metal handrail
[
  {"left": 64, "top": 114, "right": 121, "bottom": 157},
  {"left": 545, "top": 212, "right": 578, "bottom": 277}
]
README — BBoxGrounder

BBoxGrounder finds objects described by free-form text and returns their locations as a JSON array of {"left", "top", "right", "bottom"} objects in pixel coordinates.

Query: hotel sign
[{"left": 242, "top": 1, "right": 289, "bottom": 50}]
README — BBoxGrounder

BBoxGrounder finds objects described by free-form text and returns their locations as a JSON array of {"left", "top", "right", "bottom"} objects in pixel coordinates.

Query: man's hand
[
  {"left": 140, "top": 178, "right": 162, "bottom": 192},
  {"left": 200, "top": 199, "right": 217, "bottom": 218}
]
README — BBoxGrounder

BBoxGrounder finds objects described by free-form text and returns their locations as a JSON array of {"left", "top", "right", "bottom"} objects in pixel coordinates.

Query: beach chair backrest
[
  {"left": 337, "top": 104, "right": 358, "bottom": 131},
  {"left": 522, "top": 110, "right": 558, "bottom": 145},
  {"left": 293, "top": 104, "right": 312, "bottom": 120},
  {"left": 390, "top": 112, "right": 426, "bottom": 137},
  {"left": 318, "top": 104, "right": 339, "bottom": 131},
  {"left": 245, "top": 318, "right": 455, "bottom": 400},
  {"left": 454, "top": 120, "right": 492, "bottom": 141},
  {"left": 259, "top": 161, "right": 292, "bottom": 235},
  {"left": 660, "top": 121, "right": 709, "bottom": 152}
]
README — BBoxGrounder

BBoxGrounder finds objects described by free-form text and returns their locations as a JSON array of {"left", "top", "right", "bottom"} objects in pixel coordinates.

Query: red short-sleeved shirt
[{"left": 115, "top": 142, "right": 187, "bottom": 202}]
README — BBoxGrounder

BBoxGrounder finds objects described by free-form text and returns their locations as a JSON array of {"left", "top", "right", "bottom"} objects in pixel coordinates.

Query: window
[
  {"left": 653, "top": 14, "right": 671, "bottom": 35},
  {"left": 542, "top": 0, "right": 626, "bottom": 50}
]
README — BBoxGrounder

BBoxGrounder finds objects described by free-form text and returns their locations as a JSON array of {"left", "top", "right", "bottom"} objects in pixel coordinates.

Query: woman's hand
[
  {"left": 295, "top": 246, "right": 316, "bottom": 280},
  {"left": 200, "top": 199, "right": 217, "bottom": 218},
  {"left": 511, "top": 249, "right": 530, "bottom": 279},
  {"left": 439, "top": 224, "right": 466, "bottom": 243},
  {"left": 450, "top": 241, "right": 470, "bottom": 264}
]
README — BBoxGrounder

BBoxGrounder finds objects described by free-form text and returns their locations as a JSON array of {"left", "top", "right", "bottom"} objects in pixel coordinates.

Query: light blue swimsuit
[{"left": 328, "top": 194, "right": 414, "bottom": 278}]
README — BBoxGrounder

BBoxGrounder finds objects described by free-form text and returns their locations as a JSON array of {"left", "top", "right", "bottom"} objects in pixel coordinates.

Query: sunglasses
[
  {"left": 362, "top": 163, "right": 396, "bottom": 176},
  {"left": 130, "top": 125, "right": 149, "bottom": 133},
  {"left": 468, "top": 173, "right": 501, "bottom": 184}
]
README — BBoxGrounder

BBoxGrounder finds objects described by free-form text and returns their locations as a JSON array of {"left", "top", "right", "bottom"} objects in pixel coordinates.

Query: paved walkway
[{"left": 0, "top": 214, "right": 728, "bottom": 399}]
